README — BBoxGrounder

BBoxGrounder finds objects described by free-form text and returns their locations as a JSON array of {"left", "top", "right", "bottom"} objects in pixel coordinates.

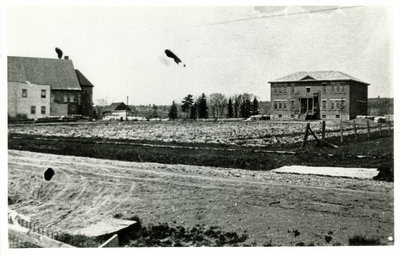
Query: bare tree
[{"left": 209, "top": 93, "right": 228, "bottom": 120}]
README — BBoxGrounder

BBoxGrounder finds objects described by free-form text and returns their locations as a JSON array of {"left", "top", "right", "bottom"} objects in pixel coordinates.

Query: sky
[{"left": 7, "top": 5, "right": 393, "bottom": 105}]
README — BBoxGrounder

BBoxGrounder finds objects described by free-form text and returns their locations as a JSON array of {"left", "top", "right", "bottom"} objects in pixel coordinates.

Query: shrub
[{"left": 348, "top": 235, "right": 382, "bottom": 246}]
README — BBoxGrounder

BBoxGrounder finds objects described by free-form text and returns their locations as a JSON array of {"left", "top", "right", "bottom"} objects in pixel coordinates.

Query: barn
[
  {"left": 8, "top": 56, "right": 94, "bottom": 119},
  {"left": 269, "top": 71, "right": 369, "bottom": 120}
]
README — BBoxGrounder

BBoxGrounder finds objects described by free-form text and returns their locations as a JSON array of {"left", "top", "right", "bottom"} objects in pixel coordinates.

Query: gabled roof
[
  {"left": 75, "top": 69, "right": 94, "bottom": 87},
  {"left": 8, "top": 56, "right": 82, "bottom": 90},
  {"left": 101, "top": 102, "right": 131, "bottom": 113},
  {"left": 270, "top": 71, "right": 369, "bottom": 85}
]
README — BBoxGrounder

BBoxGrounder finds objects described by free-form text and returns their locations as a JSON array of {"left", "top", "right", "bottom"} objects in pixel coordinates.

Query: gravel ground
[{"left": 8, "top": 150, "right": 394, "bottom": 246}]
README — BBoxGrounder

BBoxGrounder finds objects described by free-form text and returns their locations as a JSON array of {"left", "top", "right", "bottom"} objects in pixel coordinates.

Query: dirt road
[{"left": 8, "top": 150, "right": 393, "bottom": 246}]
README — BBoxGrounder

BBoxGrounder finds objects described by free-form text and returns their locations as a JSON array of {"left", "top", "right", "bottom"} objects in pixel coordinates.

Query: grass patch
[{"left": 8, "top": 133, "right": 393, "bottom": 172}]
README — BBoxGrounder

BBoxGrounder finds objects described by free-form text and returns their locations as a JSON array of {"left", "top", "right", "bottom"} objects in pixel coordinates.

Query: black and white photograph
[{"left": 1, "top": 0, "right": 398, "bottom": 253}]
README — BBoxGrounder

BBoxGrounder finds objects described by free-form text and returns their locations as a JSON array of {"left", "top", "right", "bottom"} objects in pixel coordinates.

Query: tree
[
  {"left": 151, "top": 104, "right": 159, "bottom": 118},
  {"left": 252, "top": 97, "right": 259, "bottom": 115},
  {"left": 190, "top": 103, "right": 198, "bottom": 120},
  {"left": 233, "top": 95, "right": 241, "bottom": 118},
  {"left": 227, "top": 97, "right": 234, "bottom": 118},
  {"left": 240, "top": 95, "right": 252, "bottom": 119},
  {"left": 198, "top": 93, "right": 208, "bottom": 119},
  {"left": 181, "top": 94, "right": 194, "bottom": 119},
  {"left": 168, "top": 101, "right": 178, "bottom": 120},
  {"left": 209, "top": 93, "right": 227, "bottom": 120}
]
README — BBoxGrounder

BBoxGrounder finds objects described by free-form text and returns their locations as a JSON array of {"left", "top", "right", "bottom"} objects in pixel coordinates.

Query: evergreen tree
[
  {"left": 181, "top": 94, "right": 194, "bottom": 119},
  {"left": 168, "top": 101, "right": 178, "bottom": 120},
  {"left": 198, "top": 93, "right": 208, "bottom": 119},
  {"left": 252, "top": 97, "right": 259, "bottom": 115},
  {"left": 190, "top": 103, "right": 198, "bottom": 120},
  {"left": 227, "top": 97, "right": 234, "bottom": 118},
  {"left": 233, "top": 98, "right": 240, "bottom": 118},
  {"left": 240, "top": 98, "right": 252, "bottom": 119}
]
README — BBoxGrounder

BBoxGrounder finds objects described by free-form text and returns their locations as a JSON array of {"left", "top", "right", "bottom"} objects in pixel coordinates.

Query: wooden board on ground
[
  {"left": 72, "top": 218, "right": 136, "bottom": 237},
  {"left": 271, "top": 165, "right": 379, "bottom": 179}
]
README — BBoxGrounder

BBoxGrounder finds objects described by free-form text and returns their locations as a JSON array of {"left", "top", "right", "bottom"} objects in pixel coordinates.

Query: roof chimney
[{"left": 64, "top": 56, "right": 69, "bottom": 60}]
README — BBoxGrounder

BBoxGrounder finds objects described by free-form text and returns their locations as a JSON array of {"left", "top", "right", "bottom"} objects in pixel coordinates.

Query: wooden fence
[{"left": 302, "top": 119, "right": 393, "bottom": 148}]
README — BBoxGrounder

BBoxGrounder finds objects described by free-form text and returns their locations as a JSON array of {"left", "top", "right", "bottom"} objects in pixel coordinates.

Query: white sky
[{"left": 7, "top": 5, "right": 393, "bottom": 105}]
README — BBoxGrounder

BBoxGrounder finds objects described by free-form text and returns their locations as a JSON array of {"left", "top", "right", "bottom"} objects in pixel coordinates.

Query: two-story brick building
[
  {"left": 8, "top": 56, "right": 94, "bottom": 119},
  {"left": 269, "top": 71, "right": 369, "bottom": 120}
]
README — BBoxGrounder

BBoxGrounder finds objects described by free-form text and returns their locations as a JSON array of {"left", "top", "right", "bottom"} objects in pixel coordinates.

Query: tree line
[{"left": 168, "top": 93, "right": 260, "bottom": 120}]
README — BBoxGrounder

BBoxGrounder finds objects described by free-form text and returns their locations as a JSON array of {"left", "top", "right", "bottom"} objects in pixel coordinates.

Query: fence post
[
  {"left": 302, "top": 123, "right": 310, "bottom": 149},
  {"left": 366, "top": 120, "right": 370, "bottom": 138},
  {"left": 353, "top": 119, "right": 357, "bottom": 141},
  {"left": 340, "top": 118, "right": 344, "bottom": 143},
  {"left": 321, "top": 120, "right": 326, "bottom": 141}
]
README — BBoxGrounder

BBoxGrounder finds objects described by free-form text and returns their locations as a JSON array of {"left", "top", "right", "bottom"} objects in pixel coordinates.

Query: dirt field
[
  {"left": 8, "top": 119, "right": 385, "bottom": 146},
  {"left": 8, "top": 150, "right": 394, "bottom": 246}
]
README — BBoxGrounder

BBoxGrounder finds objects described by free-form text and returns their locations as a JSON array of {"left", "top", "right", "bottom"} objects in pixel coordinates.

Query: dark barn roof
[
  {"left": 101, "top": 102, "right": 131, "bottom": 113},
  {"left": 75, "top": 69, "right": 94, "bottom": 87},
  {"left": 270, "top": 71, "right": 369, "bottom": 85},
  {"left": 8, "top": 56, "right": 82, "bottom": 90}
]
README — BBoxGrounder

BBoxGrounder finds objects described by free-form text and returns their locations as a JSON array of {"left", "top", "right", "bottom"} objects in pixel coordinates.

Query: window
[
  {"left": 322, "top": 100, "right": 327, "bottom": 110},
  {"left": 22, "top": 89, "right": 27, "bottom": 98},
  {"left": 283, "top": 102, "right": 287, "bottom": 110},
  {"left": 283, "top": 84, "right": 287, "bottom": 94},
  {"left": 278, "top": 85, "right": 282, "bottom": 93},
  {"left": 279, "top": 102, "right": 282, "bottom": 109},
  {"left": 341, "top": 83, "right": 346, "bottom": 92},
  {"left": 331, "top": 82, "right": 335, "bottom": 92},
  {"left": 41, "top": 89, "right": 46, "bottom": 98},
  {"left": 336, "top": 115, "right": 340, "bottom": 118},
  {"left": 322, "top": 83, "right": 327, "bottom": 93},
  {"left": 336, "top": 101, "right": 341, "bottom": 110},
  {"left": 30, "top": 106, "right": 36, "bottom": 114},
  {"left": 330, "top": 101, "right": 335, "bottom": 110},
  {"left": 278, "top": 114, "right": 282, "bottom": 118},
  {"left": 291, "top": 115, "right": 294, "bottom": 118},
  {"left": 291, "top": 99, "right": 295, "bottom": 110},
  {"left": 322, "top": 115, "right": 326, "bottom": 118},
  {"left": 274, "top": 101, "right": 278, "bottom": 109},
  {"left": 291, "top": 83, "right": 295, "bottom": 93},
  {"left": 70, "top": 95, "right": 75, "bottom": 102},
  {"left": 41, "top": 106, "right": 46, "bottom": 114},
  {"left": 306, "top": 87, "right": 311, "bottom": 93},
  {"left": 64, "top": 95, "right": 68, "bottom": 102},
  {"left": 336, "top": 84, "right": 340, "bottom": 93},
  {"left": 273, "top": 86, "right": 277, "bottom": 94}
]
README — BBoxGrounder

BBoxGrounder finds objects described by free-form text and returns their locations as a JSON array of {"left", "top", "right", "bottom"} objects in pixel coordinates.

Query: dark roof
[
  {"left": 8, "top": 56, "right": 82, "bottom": 90},
  {"left": 270, "top": 71, "right": 369, "bottom": 85},
  {"left": 101, "top": 102, "right": 131, "bottom": 113},
  {"left": 75, "top": 69, "right": 94, "bottom": 87}
]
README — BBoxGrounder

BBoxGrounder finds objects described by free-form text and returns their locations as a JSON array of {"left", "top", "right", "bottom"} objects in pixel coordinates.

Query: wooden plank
[
  {"left": 8, "top": 224, "right": 74, "bottom": 248},
  {"left": 72, "top": 218, "right": 136, "bottom": 237},
  {"left": 99, "top": 234, "right": 119, "bottom": 248},
  {"left": 308, "top": 125, "right": 320, "bottom": 145},
  {"left": 340, "top": 118, "right": 344, "bottom": 143},
  {"left": 353, "top": 119, "right": 357, "bottom": 141},
  {"left": 301, "top": 123, "right": 310, "bottom": 149},
  {"left": 272, "top": 165, "right": 379, "bottom": 179},
  {"left": 321, "top": 120, "right": 326, "bottom": 141}
]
